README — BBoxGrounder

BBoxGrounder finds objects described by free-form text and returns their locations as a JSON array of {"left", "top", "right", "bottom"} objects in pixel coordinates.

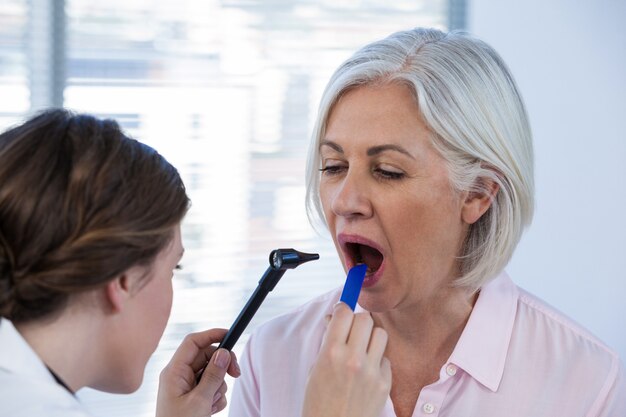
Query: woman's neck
[
  {"left": 371, "top": 285, "right": 478, "bottom": 417},
  {"left": 15, "top": 308, "right": 104, "bottom": 393},
  {"left": 372, "top": 285, "right": 477, "bottom": 359}
]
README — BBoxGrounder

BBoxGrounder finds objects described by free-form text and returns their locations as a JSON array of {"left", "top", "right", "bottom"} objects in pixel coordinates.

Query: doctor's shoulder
[{"left": 0, "top": 372, "right": 92, "bottom": 417}]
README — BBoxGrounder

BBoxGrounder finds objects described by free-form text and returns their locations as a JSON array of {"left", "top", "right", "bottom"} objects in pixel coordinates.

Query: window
[
  {"left": 0, "top": 0, "right": 28, "bottom": 127},
  {"left": 0, "top": 2, "right": 459, "bottom": 415}
]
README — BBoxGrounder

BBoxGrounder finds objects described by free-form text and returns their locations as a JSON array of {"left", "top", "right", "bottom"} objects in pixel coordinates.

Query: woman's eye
[
  {"left": 374, "top": 167, "right": 405, "bottom": 180},
  {"left": 319, "top": 165, "right": 346, "bottom": 175},
  {"left": 174, "top": 264, "right": 183, "bottom": 271}
]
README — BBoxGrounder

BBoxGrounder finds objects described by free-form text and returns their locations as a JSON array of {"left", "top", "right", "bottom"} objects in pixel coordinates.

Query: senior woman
[{"left": 229, "top": 28, "right": 626, "bottom": 417}]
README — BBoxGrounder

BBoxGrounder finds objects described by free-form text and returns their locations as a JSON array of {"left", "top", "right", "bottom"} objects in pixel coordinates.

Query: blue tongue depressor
[{"left": 339, "top": 264, "right": 368, "bottom": 311}]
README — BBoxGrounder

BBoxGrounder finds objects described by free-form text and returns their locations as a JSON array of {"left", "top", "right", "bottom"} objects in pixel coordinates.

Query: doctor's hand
[
  {"left": 302, "top": 303, "right": 392, "bottom": 417},
  {"left": 156, "top": 329, "right": 240, "bottom": 417}
]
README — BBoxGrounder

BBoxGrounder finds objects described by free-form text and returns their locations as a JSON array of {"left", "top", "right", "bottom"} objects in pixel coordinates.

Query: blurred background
[{"left": 0, "top": 0, "right": 624, "bottom": 416}]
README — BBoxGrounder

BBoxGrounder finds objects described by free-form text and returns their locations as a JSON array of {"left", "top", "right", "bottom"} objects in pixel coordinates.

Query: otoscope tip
[
  {"left": 299, "top": 251, "right": 320, "bottom": 262},
  {"left": 270, "top": 248, "right": 320, "bottom": 270}
]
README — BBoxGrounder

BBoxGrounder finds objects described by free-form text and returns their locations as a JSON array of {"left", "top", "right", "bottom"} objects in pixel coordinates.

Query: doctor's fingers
[
  {"left": 171, "top": 329, "right": 228, "bottom": 368},
  {"left": 196, "top": 348, "right": 231, "bottom": 400},
  {"left": 211, "top": 387, "right": 228, "bottom": 415},
  {"left": 214, "top": 380, "right": 228, "bottom": 399},
  {"left": 212, "top": 380, "right": 228, "bottom": 405},
  {"left": 171, "top": 329, "right": 240, "bottom": 378},
  {"left": 211, "top": 380, "right": 228, "bottom": 413},
  {"left": 190, "top": 347, "right": 240, "bottom": 378}
]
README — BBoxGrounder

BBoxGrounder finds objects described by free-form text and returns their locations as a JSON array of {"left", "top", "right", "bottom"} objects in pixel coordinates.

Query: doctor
[{"left": 0, "top": 109, "right": 391, "bottom": 417}]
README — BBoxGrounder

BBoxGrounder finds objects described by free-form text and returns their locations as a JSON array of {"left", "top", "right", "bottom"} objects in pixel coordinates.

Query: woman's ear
[
  {"left": 104, "top": 266, "right": 145, "bottom": 313},
  {"left": 105, "top": 274, "right": 131, "bottom": 313},
  {"left": 461, "top": 178, "right": 500, "bottom": 225}
]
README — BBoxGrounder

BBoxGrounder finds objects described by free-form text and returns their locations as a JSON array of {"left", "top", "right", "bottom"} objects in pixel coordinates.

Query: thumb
[{"left": 197, "top": 348, "right": 230, "bottom": 398}]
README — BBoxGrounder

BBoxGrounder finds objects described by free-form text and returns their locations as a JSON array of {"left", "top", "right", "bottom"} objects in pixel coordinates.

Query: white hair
[{"left": 305, "top": 28, "right": 534, "bottom": 290}]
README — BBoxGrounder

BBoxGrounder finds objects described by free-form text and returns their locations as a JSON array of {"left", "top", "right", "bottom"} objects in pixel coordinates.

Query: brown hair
[{"left": 0, "top": 109, "right": 190, "bottom": 323}]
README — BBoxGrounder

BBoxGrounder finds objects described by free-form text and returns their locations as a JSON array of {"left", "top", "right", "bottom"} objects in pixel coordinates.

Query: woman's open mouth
[{"left": 339, "top": 234, "right": 385, "bottom": 287}]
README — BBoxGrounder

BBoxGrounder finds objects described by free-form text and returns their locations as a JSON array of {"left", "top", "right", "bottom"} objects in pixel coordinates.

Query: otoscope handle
[
  {"left": 197, "top": 249, "right": 318, "bottom": 384},
  {"left": 259, "top": 265, "right": 287, "bottom": 292},
  {"left": 216, "top": 251, "right": 314, "bottom": 351},
  {"left": 218, "top": 266, "right": 285, "bottom": 350}
]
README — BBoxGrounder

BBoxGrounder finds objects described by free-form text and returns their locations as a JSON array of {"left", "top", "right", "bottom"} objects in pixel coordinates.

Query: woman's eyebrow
[
  {"left": 320, "top": 140, "right": 416, "bottom": 160},
  {"left": 367, "top": 144, "right": 416, "bottom": 159},
  {"left": 320, "top": 139, "right": 343, "bottom": 153}
]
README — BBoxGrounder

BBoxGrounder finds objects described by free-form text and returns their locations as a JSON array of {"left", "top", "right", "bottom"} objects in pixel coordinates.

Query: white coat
[{"left": 0, "top": 318, "right": 92, "bottom": 417}]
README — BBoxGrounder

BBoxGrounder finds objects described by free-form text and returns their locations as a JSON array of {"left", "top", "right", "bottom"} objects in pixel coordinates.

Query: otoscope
[{"left": 196, "top": 248, "right": 319, "bottom": 382}]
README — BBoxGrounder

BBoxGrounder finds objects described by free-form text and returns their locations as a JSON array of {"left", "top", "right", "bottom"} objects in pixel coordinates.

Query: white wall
[{"left": 468, "top": 0, "right": 626, "bottom": 359}]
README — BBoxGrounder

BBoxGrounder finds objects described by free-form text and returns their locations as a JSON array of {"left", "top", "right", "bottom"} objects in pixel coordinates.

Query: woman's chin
[
  {"left": 356, "top": 292, "right": 394, "bottom": 313},
  {"left": 92, "top": 371, "right": 144, "bottom": 394}
]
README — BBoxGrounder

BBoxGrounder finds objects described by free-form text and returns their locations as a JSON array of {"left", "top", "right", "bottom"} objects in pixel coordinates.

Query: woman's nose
[{"left": 330, "top": 170, "right": 373, "bottom": 219}]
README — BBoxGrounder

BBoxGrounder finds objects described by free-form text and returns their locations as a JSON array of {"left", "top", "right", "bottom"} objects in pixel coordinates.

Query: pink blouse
[{"left": 229, "top": 272, "right": 626, "bottom": 417}]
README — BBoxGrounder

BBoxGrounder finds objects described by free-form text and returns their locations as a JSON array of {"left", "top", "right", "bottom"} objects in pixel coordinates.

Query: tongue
[{"left": 360, "top": 245, "right": 383, "bottom": 273}]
